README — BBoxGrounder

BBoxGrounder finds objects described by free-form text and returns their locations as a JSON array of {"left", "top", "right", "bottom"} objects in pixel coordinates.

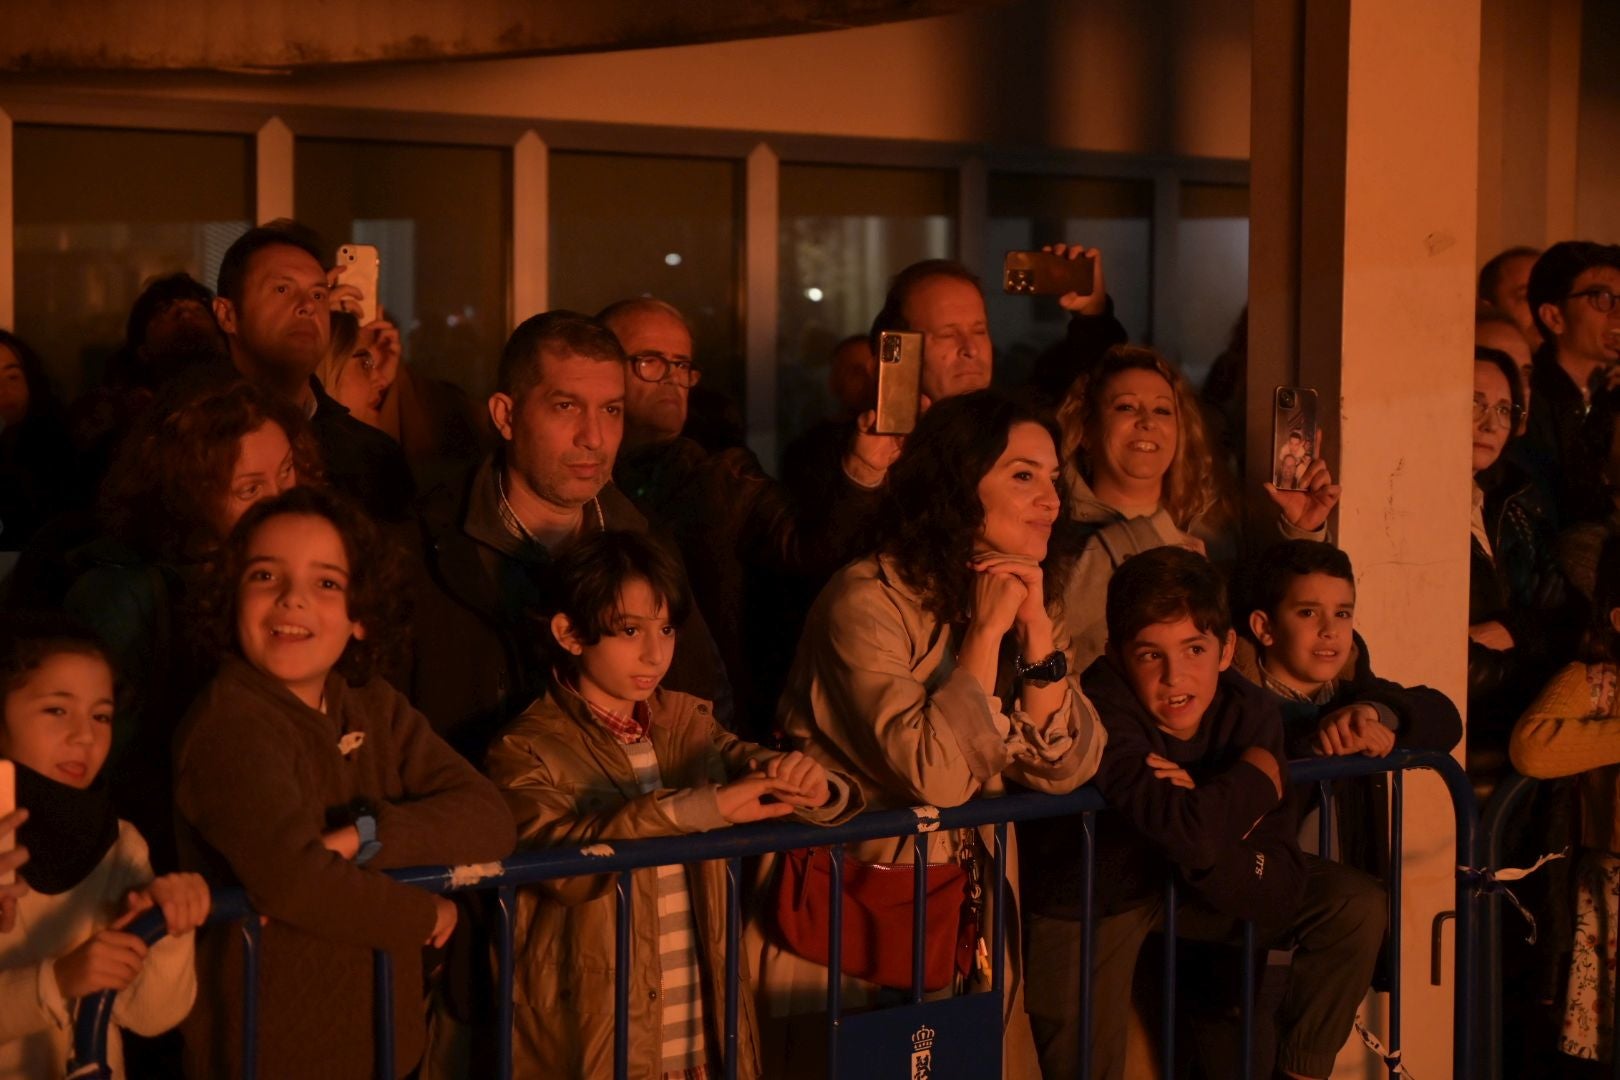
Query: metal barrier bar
[
  {"left": 993, "top": 822, "right": 1008, "bottom": 995},
  {"left": 495, "top": 885, "right": 515, "bottom": 1080},
  {"left": 1318, "top": 780, "right": 1333, "bottom": 860},
  {"left": 1079, "top": 810, "right": 1096, "bottom": 1080},
  {"left": 1477, "top": 772, "right": 1538, "bottom": 1080},
  {"left": 613, "top": 869, "right": 632, "bottom": 1080},
  {"left": 725, "top": 857, "right": 742, "bottom": 1080},
  {"left": 71, "top": 751, "right": 1477, "bottom": 1079},
  {"left": 1161, "top": 875, "right": 1177, "bottom": 1070},
  {"left": 1389, "top": 770, "right": 1405, "bottom": 1078},
  {"left": 373, "top": 949, "right": 395, "bottom": 1080},
  {"left": 912, "top": 831, "right": 928, "bottom": 1002},
  {"left": 1241, "top": 920, "right": 1257, "bottom": 1079},
  {"left": 825, "top": 843, "right": 845, "bottom": 1069}
]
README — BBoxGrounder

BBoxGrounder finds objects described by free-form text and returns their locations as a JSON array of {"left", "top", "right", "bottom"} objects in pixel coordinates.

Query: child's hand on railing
[
  {"left": 1313, "top": 706, "right": 1396, "bottom": 758},
  {"left": 53, "top": 921, "right": 150, "bottom": 999},
  {"left": 715, "top": 774, "right": 799, "bottom": 824},
  {"left": 426, "top": 895, "right": 457, "bottom": 949},
  {"left": 123, "top": 873, "right": 212, "bottom": 937},
  {"left": 754, "top": 751, "right": 832, "bottom": 809}
]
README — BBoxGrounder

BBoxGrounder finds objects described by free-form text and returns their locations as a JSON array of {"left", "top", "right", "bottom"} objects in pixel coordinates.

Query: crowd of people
[{"left": 0, "top": 216, "right": 1613, "bottom": 1080}]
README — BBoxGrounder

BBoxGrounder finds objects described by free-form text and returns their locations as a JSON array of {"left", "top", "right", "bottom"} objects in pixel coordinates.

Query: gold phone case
[{"left": 874, "top": 331, "right": 923, "bottom": 435}]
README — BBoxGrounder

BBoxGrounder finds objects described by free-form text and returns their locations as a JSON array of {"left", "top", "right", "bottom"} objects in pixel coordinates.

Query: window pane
[
  {"left": 985, "top": 174, "right": 1153, "bottom": 391},
  {"left": 1176, "top": 183, "right": 1249, "bottom": 384},
  {"left": 549, "top": 151, "right": 742, "bottom": 416},
  {"left": 296, "top": 137, "right": 510, "bottom": 401},
  {"left": 778, "top": 164, "right": 955, "bottom": 449},
  {"left": 13, "top": 125, "right": 252, "bottom": 397}
]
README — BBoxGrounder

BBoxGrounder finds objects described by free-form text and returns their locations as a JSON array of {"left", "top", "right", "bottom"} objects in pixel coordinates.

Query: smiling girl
[
  {"left": 173, "top": 487, "right": 514, "bottom": 1079},
  {"left": 0, "top": 614, "right": 207, "bottom": 1079}
]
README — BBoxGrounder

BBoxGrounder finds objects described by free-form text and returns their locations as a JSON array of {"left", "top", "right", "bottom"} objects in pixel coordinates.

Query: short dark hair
[
  {"left": 1105, "top": 546, "right": 1230, "bottom": 649},
  {"left": 495, "top": 310, "right": 627, "bottom": 403},
  {"left": 549, "top": 530, "right": 692, "bottom": 656},
  {"left": 1243, "top": 540, "right": 1355, "bottom": 622},
  {"left": 216, "top": 219, "right": 327, "bottom": 305},
  {"left": 0, "top": 612, "right": 113, "bottom": 705},
  {"left": 1526, "top": 240, "right": 1620, "bottom": 345},
  {"left": 1478, "top": 246, "right": 1540, "bottom": 303},
  {"left": 196, "top": 486, "right": 408, "bottom": 686},
  {"left": 125, "top": 272, "right": 215, "bottom": 351},
  {"left": 0, "top": 329, "right": 63, "bottom": 422},
  {"left": 868, "top": 258, "right": 985, "bottom": 351}
]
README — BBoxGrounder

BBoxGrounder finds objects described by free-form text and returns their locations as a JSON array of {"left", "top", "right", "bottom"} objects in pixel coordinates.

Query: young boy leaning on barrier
[
  {"left": 485, "top": 530, "right": 861, "bottom": 1080},
  {"left": 1076, "top": 546, "right": 1387, "bottom": 1080},
  {"left": 1232, "top": 540, "right": 1461, "bottom": 769}
]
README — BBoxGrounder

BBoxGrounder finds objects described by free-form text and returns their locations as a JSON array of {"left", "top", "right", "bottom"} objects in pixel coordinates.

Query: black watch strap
[{"left": 1016, "top": 649, "right": 1068, "bottom": 686}]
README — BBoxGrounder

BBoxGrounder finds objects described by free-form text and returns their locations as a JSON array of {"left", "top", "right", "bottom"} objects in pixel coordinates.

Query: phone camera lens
[{"left": 1279, "top": 390, "right": 1296, "bottom": 409}]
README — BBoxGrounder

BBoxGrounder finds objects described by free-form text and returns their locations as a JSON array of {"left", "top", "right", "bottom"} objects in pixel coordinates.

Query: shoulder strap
[{"left": 1093, "top": 515, "right": 1168, "bottom": 568}]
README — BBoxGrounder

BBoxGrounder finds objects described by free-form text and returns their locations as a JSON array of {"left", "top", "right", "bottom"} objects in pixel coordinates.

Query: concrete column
[
  {"left": 1252, "top": 1, "right": 1480, "bottom": 1076},
  {"left": 511, "top": 129, "right": 548, "bottom": 327},
  {"left": 255, "top": 116, "right": 294, "bottom": 224},
  {"left": 744, "top": 142, "right": 780, "bottom": 472}
]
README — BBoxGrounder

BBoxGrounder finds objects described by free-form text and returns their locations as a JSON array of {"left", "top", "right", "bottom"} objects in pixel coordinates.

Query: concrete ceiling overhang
[{"left": 0, "top": 0, "right": 1011, "bottom": 72}]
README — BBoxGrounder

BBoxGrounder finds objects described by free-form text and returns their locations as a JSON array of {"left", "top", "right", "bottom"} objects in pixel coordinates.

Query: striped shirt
[{"left": 580, "top": 687, "right": 710, "bottom": 1080}]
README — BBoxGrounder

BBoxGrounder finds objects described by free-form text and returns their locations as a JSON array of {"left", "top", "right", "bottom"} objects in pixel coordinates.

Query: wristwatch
[
  {"left": 1016, "top": 650, "right": 1068, "bottom": 687},
  {"left": 351, "top": 800, "right": 382, "bottom": 866}
]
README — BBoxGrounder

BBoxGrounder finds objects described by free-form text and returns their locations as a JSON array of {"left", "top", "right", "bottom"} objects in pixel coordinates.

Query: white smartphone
[
  {"left": 333, "top": 243, "right": 381, "bottom": 325},
  {"left": 0, "top": 760, "right": 14, "bottom": 886}
]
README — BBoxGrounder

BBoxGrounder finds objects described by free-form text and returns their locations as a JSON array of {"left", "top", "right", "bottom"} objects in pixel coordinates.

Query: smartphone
[
  {"left": 874, "top": 331, "right": 923, "bottom": 435},
  {"left": 333, "top": 243, "right": 381, "bottom": 324},
  {"left": 1002, "top": 250, "right": 1095, "bottom": 296},
  {"left": 1271, "top": 386, "right": 1319, "bottom": 491},
  {"left": 0, "top": 760, "right": 14, "bottom": 886}
]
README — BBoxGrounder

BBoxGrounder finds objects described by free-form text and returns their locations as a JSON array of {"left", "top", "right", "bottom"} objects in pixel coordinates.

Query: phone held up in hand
[
  {"left": 1002, "top": 250, "right": 1095, "bottom": 296},
  {"left": 333, "top": 243, "right": 381, "bottom": 325},
  {"left": 1271, "top": 386, "right": 1319, "bottom": 491},
  {"left": 874, "top": 330, "right": 923, "bottom": 435}
]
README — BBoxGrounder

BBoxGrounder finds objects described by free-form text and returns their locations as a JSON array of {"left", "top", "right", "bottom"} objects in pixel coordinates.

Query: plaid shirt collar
[
  {"left": 558, "top": 673, "right": 651, "bottom": 745},
  {"left": 1257, "top": 660, "right": 1338, "bottom": 707}
]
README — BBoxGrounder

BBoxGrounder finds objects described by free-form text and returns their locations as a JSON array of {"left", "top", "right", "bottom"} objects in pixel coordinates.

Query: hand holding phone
[
  {"left": 874, "top": 331, "right": 922, "bottom": 435},
  {"left": 332, "top": 244, "right": 381, "bottom": 325},
  {"left": 1265, "top": 386, "right": 1342, "bottom": 532}
]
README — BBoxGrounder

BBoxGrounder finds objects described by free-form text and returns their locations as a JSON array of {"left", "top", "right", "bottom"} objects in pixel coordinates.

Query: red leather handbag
[{"left": 771, "top": 846, "right": 974, "bottom": 992}]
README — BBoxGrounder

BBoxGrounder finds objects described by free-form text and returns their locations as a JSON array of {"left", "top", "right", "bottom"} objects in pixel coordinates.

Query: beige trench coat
[
  {"left": 753, "top": 554, "right": 1107, "bottom": 1079},
  {"left": 486, "top": 684, "right": 863, "bottom": 1079}
]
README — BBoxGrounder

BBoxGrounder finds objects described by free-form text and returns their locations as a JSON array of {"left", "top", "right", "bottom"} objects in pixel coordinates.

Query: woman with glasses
[{"left": 1468, "top": 344, "right": 1583, "bottom": 774}]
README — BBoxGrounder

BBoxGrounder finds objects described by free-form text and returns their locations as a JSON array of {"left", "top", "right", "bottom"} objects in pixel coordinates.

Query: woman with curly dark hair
[
  {"left": 174, "top": 485, "right": 513, "bottom": 1080},
  {"left": 61, "top": 372, "right": 322, "bottom": 868},
  {"left": 757, "top": 390, "right": 1105, "bottom": 1079}
]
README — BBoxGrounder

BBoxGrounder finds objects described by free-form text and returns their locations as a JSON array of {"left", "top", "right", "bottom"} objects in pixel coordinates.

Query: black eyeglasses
[
  {"left": 1567, "top": 287, "right": 1620, "bottom": 314},
  {"left": 1473, "top": 395, "right": 1524, "bottom": 427},
  {"left": 630, "top": 352, "right": 702, "bottom": 388}
]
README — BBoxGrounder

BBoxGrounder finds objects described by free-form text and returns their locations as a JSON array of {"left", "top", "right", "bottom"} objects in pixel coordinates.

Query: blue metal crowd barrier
[{"left": 69, "top": 748, "right": 1478, "bottom": 1080}]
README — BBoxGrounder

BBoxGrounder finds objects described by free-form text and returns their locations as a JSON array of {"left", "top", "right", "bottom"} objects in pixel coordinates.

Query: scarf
[{"left": 12, "top": 760, "right": 120, "bottom": 895}]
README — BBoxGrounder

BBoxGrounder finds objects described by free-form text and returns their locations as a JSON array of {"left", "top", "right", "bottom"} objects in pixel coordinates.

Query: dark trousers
[{"left": 1024, "top": 855, "right": 1387, "bottom": 1080}]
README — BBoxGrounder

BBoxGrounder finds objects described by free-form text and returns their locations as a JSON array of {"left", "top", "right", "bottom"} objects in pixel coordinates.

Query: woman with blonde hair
[{"left": 1053, "top": 344, "right": 1335, "bottom": 673}]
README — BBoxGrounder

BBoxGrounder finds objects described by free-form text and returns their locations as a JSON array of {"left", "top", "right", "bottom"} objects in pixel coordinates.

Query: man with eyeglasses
[
  {"left": 600, "top": 297, "right": 889, "bottom": 739},
  {"left": 1521, "top": 240, "right": 1620, "bottom": 525}
]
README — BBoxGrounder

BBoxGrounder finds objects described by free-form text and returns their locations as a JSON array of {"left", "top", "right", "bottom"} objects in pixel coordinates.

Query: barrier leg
[
  {"left": 615, "top": 870, "right": 633, "bottom": 1080},
  {"left": 1080, "top": 812, "right": 1095, "bottom": 1080},
  {"left": 373, "top": 949, "right": 395, "bottom": 1080},
  {"left": 913, "top": 832, "right": 929, "bottom": 1003},
  {"left": 993, "top": 823, "right": 1007, "bottom": 994},
  {"left": 1388, "top": 771, "right": 1404, "bottom": 1078},
  {"left": 1162, "top": 877, "right": 1176, "bottom": 1072},
  {"left": 242, "top": 916, "right": 260, "bottom": 1080},
  {"left": 725, "top": 857, "right": 741, "bottom": 1080},
  {"left": 1241, "top": 921, "right": 1256, "bottom": 1080},
  {"left": 496, "top": 885, "right": 515, "bottom": 1080},
  {"left": 826, "top": 844, "right": 845, "bottom": 1079}
]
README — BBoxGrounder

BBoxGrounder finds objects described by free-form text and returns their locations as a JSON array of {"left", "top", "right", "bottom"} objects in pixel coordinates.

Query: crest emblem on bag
[{"left": 910, "top": 1023, "right": 935, "bottom": 1079}]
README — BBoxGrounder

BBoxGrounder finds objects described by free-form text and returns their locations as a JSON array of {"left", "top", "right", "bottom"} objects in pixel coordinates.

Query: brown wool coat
[
  {"left": 175, "top": 655, "right": 517, "bottom": 1080},
  {"left": 486, "top": 684, "right": 861, "bottom": 1080}
]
